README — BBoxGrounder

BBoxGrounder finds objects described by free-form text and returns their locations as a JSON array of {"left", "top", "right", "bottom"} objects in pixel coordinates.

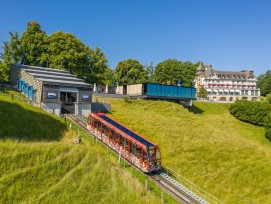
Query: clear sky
[{"left": 1, "top": 0, "right": 271, "bottom": 76}]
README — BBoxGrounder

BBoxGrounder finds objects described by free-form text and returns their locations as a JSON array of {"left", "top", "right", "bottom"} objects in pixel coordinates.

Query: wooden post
[
  {"left": 118, "top": 147, "right": 121, "bottom": 164},
  {"left": 145, "top": 180, "right": 148, "bottom": 190},
  {"left": 64, "top": 115, "right": 66, "bottom": 123}
]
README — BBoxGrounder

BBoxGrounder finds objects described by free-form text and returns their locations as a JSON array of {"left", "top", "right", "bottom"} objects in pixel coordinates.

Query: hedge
[{"left": 230, "top": 100, "right": 271, "bottom": 141}]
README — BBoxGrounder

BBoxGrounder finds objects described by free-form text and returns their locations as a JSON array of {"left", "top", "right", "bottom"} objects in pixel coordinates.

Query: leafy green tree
[
  {"left": 266, "top": 93, "right": 271, "bottom": 104},
  {"left": 0, "top": 60, "right": 5, "bottom": 81},
  {"left": 182, "top": 61, "right": 197, "bottom": 87},
  {"left": 0, "top": 42, "right": 12, "bottom": 81},
  {"left": 146, "top": 62, "right": 156, "bottom": 82},
  {"left": 0, "top": 32, "right": 21, "bottom": 81},
  {"left": 20, "top": 21, "right": 48, "bottom": 66},
  {"left": 197, "top": 86, "right": 208, "bottom": 98},
  {"left": 47, "top": 31, "right": 87, "bottom": 75},
  {"left": 153, "top": 59, "right": 196, "bottom": 87},
  {"left": 115, "top": 59, "right": 147, "bottom": 85},
  {"left": 8, "top": 32, "right": 21, "bottom": 63},
  {"left": 84, "top": 47, "right": 110, "bottom": 85},
  {"left": 257, "top": 70, "right": 271, "bottom": 96}
]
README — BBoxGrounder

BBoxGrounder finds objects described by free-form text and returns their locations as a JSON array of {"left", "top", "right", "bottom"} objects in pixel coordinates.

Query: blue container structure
[{"left": 144, "top": 83, "right": 196, "bottom": 100}]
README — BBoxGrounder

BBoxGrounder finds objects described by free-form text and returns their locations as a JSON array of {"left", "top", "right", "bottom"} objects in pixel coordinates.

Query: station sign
[
  {"left": 46, "top": 91, "right": 58, "bottom": 99},
  {"left": 81, "top": 94, "right": 91, "bottom": 100}
]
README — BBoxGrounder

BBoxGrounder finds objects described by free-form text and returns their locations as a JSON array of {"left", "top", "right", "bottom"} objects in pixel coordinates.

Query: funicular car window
[
  {"left": 105, "top": 126, "right": 110, "bottom": 136},
  {"left": 156, "top": 148, "right": 161, "bottom": 160},
  {"left": 149, "top": 146, "right": 155, "bottom": 160},
  {"left": 143, "top": 151, "right": 148, "bottom": 162},
  {"left": 112, "top": 130, "right": 118, "bottom": 143},
  {"left": 136, "top": 145, "right": 142, "bottom": 159},
  {"left": 131, "top": 142, "right": 136, "bottom": 154},
  {"left": 120, "top": 134, "right": 125, "bottom": 147}
]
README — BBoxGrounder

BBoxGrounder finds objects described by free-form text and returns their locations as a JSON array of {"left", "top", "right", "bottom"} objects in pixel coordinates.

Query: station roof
[
  {"left": 25, "top": 69, "right": 75, "bottom": 78},
  {"left": 18, "top": 64, "right": 70, "bottom": 74},
  {"left": 16, "top": 64, "right": 91, "bottom": 88},
  {"left": 29, "top": 73, "right": 84, "bottom": 82},
  {"left": 36, "top": 77, "right": 90, "bottom": 87}
]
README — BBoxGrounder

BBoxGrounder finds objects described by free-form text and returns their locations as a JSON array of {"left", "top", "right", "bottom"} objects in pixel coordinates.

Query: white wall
[
  {"left": 78, "top": 103, "right": 92, "bottom": 117},
  {"left": 42, "top": 102, "right": 61, "bottom": 116}
]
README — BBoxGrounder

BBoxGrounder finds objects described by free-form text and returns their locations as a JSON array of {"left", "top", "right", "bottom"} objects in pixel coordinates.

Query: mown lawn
[
  {"left": 105, "top": 98, "right": 271, "bottom": 203},
  {"left": 0, "top": 92, "right": 173, "bottom": 204}
]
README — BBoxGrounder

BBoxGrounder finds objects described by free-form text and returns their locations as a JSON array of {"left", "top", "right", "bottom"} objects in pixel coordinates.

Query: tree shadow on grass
[
  {"left": 184, "top": 104, "right": 204, "bottom": 114},
  {"left": 0, "top": 101, "right": 67, "bottom": 141}
]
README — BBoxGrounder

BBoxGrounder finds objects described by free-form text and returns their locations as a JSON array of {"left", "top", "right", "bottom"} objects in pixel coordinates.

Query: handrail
[
  {"left": 162, "top": 166, "right": 224, "bottom": 204},
  {"left": 75, "top": 114, "right": 87, "bottom": 123}
]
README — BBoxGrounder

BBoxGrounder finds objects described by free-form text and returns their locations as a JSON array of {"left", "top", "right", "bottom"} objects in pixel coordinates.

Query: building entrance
[{"left": 60, "top": 91, "right": 77, "bottom": 114}]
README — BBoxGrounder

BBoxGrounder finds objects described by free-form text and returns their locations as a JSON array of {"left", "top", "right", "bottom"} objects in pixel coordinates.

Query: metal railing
[{"left": 162, "top": 166, "right": 224, "bottom": 204}]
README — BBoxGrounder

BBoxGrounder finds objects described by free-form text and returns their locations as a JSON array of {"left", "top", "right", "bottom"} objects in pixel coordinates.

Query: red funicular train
[{"left": 87, "top": 113, "right": 161, "bottom": 173}]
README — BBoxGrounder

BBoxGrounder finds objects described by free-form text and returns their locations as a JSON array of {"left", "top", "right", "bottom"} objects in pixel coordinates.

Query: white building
[{"left": 195, "top": 64, "right": 260, "bottom": 102}]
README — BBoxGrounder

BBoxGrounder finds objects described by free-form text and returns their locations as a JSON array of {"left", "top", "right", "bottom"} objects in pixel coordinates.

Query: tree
[
  {"left": 47, "top": 31, "right": 87, "bottom": 75},
  {"left": 0, "top": 32, "right": 21, "bottom": 81},
  {"left": 153, "top": 59, "right": 197, "bottom": 87},
  {"left": 266, "top": 93, "right": 271, "bottom": 104},
  {"left": 8, "top": 32, "right": 21, "bottom": 63},
  {"left": 0, "top": 42, "right": 12, "bottom": 81},
  {"left": 20, "top": 21, "right": 48, "bottom": 66},
  {"left": 146, "top": 62, "right": 156, "bottom": 82},
  {"left": 84, "top": 47, "right": 110, "bottom": 85},
  {"left": 257, "top": 70, "right": 271, "bottom": 96},
  {"left": 197, "top": 86, "right": 208, "bottom": 98},
  {"left": 115, "top": 59, "right": 147, "bottom": 85}
]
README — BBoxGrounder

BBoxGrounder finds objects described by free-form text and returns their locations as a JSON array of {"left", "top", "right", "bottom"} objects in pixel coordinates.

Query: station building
[
  {"left": 10, "top": 64, "right": 94, "bottom": 116},
  {"left": 195, "top": 64, "right": 260, "bottom": 102}
]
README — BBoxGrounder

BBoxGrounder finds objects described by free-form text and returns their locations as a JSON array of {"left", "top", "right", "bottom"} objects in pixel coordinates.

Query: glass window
[
  {"left": 120, "top": 134, "right": 125, "bottom": 147},
  {"left": 149, "top": 146, "right": 155, "bottom": 160},
  {"left": 130, "top": 142, "right": 136, "bottom": 154},
  {"left": 143, "top": 151, "right": 148, "bottom": 162},
  {"left": 111, "top": 130, "right": 118, "bottom": 143},
  {"left": 136, "top": 145, "right": 142, "bottom": 159}
]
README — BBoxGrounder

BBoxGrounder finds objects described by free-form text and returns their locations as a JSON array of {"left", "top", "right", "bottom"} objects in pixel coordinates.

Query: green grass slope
[
  {"left": 106, "top": 98, "right": 271, "bottom": 203},
  {"left": 0, "top": 93, "right": 164, "bottom": 204}
]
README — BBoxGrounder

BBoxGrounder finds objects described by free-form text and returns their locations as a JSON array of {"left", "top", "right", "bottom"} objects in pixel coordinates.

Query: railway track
[
  {"left": 66, "top": 114, "right": 219, "bottom": 204},
  {"left": 149, "top": 172, "right": 207, "bottom": 204}
]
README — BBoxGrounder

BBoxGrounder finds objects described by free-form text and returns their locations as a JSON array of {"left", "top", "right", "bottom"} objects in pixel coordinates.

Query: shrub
[
  {"left": 265, "top": 128, "right": 271, "bottom": 141},
  {"left": 263, "top": 112, "right": 271, "bottom": 128},
  {"left": 229, "top": 100, "right": 271, "bottom": 126},
  {"left": 266, "top": 93, "right": 271, "bottom": 104}
]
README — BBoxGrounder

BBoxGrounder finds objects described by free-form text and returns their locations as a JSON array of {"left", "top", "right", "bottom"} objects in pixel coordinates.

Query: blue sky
[{"left": 1, "top": 0, "right": 271, "bottom": 76}]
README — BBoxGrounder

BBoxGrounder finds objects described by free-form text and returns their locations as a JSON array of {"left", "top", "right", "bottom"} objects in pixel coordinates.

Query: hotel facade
[{"left": 195, "top": 64, "right": 260, "bottom": 102}]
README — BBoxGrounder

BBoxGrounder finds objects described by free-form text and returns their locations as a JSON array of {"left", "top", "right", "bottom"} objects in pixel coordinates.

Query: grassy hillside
[
  {"left": 105, "top": 98, "right": 271, "bottom": 203},
  {"left": 0, "top": 92, "right": 170, "bottom": 204}
]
